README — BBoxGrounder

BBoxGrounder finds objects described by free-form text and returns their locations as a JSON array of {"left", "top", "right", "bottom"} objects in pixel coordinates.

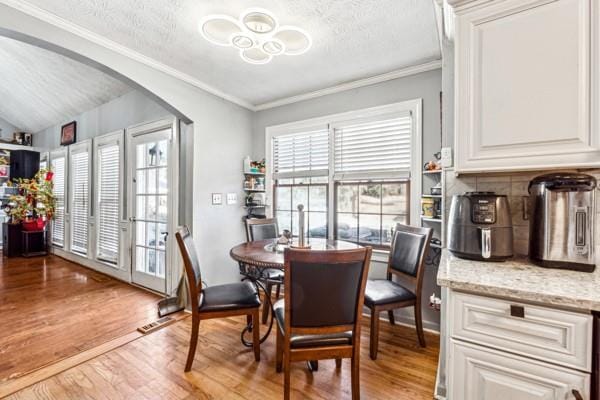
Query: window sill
[{"left": 371, "top": 249, "right": 389, "bottom": 263}]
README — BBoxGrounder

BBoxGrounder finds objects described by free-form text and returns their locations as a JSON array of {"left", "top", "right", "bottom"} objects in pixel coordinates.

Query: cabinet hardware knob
[{"left": 572, "top": 389, "right": 584, "bottom": 400}]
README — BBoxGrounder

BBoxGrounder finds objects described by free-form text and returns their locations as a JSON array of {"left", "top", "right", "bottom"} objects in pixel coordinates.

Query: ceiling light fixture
[{"left": 199, "top": 8, "right": 312, "bottom": 65}]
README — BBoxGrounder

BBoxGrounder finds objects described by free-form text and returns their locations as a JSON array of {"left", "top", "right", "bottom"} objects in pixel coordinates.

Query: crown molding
[
  {"left": 254, "top": 59, "right": 442, "bottom": 111},
  {"left": 0, "top": 0, "right": 256, "bottom": 110}
]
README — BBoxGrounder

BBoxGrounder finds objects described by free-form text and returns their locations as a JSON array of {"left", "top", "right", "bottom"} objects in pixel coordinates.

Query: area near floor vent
[{"left": 137, "top": 317, "right": 175, "bottom": 334}]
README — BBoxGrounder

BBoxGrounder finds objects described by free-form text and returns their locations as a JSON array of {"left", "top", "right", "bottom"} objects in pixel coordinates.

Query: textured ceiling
[
  {"left": 23, "top": 0, "right": 441, "bottom": 107},
  {"left": 0, "top": 37, "right": 131, "bottom": 133}
]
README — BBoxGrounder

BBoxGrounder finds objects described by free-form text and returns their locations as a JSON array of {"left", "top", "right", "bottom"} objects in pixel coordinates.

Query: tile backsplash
[{"left": 444, "top": 168, "right": 600, "bottom": 262}]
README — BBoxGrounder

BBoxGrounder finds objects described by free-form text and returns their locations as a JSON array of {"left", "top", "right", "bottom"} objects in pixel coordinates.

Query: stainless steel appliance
[
  {"left": 448, "top": 192, "right": 513, "bottom": 261},
  {"left": 528, "top": 173, "right": 596, "bottom": 272}
]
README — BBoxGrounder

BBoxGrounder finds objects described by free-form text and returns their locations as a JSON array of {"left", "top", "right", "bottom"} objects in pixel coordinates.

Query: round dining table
[{"left": 229, "top": 238, "right": 362, "bottom": 350}]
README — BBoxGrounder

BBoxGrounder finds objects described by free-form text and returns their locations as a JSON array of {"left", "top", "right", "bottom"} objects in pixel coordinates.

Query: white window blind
[
  {"left": 272, "top": 127, "right": 329, "bottom": 179},
  {"left": 70, "top": 150, "right": 89, "bottom": 255},
  {"left": 333, "top": 113, "right": 413, "bottom": 180},
  {"left": 50, "top": 156, "right": 65, "bottom": 247},
  {"left": 97, "top": 144, "right": 120, "bottom": 263}
]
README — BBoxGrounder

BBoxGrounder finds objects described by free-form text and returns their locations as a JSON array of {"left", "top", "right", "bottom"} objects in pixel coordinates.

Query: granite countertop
[{"left": 437, "top": 250, "right": 600, "bottom": 311}]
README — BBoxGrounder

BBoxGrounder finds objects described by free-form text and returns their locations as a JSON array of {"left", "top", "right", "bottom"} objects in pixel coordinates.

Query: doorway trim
[{"left": 126, "top": 117, "right": 180, "bottom": 294}]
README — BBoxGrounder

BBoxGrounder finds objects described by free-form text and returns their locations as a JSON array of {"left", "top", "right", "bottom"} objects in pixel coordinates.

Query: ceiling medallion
[{"left": 199, "top": 8, "right": 312, "bottom": 65}]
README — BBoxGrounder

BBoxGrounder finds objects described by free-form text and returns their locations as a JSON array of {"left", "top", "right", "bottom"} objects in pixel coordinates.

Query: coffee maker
[{"left": 528, "top": 173, "right": 596, "bottom": 272}]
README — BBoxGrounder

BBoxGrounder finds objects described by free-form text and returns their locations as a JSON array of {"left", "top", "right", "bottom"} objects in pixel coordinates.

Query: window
[
  {"left": 50, "top": 151, "right": 66, "bottom": 247},
  {"left": 272, "top": 127, "right": 329, "bottom": 237},
  {"left": 69, "top": 143, "right": 91, "bottom": 255},
  {"left": 332, "top": 113, "right": 413, "bottom": 248},
  {"left": 336, "top": 181, "right": 409, "bottom": 247},
  {"left": 267, "top": 101, "right": 421, "bottom": 250},
  {"left": 95, "top": 132, "right": 122, "bottom": 264}
]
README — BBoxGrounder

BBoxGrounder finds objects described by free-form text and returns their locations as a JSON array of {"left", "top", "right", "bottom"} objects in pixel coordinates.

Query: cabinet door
[
  {"left": 450, "top": 340, "right": 590, "bottom": 400},
  {"left": 454, "top": 0, "right": 599, "bottom": 172}
]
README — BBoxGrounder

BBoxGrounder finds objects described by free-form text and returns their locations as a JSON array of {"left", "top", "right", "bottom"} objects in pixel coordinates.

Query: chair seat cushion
[
  {"left": 272, "top": 300, "right": 352, "bottom": 348},
  {"left": 364, "top": 279, "right": 416, "bottom": 307},
  {"left": 199, "top": 281, "right": 260, "bottom": 313}
]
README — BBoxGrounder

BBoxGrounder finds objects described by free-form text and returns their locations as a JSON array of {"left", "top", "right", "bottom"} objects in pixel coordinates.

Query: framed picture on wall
[{"left": 61, "top": 121, "right": 76, "bottom": 146}]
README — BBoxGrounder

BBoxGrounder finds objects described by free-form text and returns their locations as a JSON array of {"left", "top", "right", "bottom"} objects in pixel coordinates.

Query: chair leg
[
  {"left": 335, "top": 358, "right": 342, "bottom": 369},
  {"left": 387, "top": 310, "right": 395, "bottom": 326},
  {"left": 414, "top": 303, "right": 426, "bottom": 347},
  {"left": 185, "top": 315, "right": 199, "bottom": 372},
  {"left": 275, "top": 283, "right": 281, "bottom": 299},
  {"left": 252, "top": 308, "right": 260, "bottom": 361},
  {"left": 283, "top": 351, "right": 291, "bottom": 400},
  {"left": 262, "top": 282, "right": 273, "bottom": 324},
  {"left": 276, "top": 328, "right": 283, "bottom": 373},
  {"left": 351, "top": 352, "right": 360, "bottom": 400},
  {"left": 370, "top": 309, "right": 380, "bottom": 360}
]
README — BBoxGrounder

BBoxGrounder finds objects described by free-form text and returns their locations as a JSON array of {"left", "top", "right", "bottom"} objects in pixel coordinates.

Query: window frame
[
  {"left": 49, "top": 148, "right": 68, "bottom": 249},
  {"left": 266, "top": 100, "right": 422, "bottom": 252},
  {"left": 93, "top": 130, "right": 125, "bottom": 267},
  {"left": 68, "top": 140, "right": 92, "bottom": 256},
  {"left": 273, "top": 178, "right": 329, "bottom": 239},
  {"left": 334, "top": 179, "right": 411, "bottom": 250}
]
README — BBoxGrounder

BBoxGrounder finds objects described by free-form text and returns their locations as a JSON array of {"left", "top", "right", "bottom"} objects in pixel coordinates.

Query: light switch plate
[
  {"left": 226, "top": 193, "right": 237, "bottom": 205},
  {"left": 441, "top": 147, "right": 453, "bottom": 168},
  {"left": 212, "top": 193, "right": 222, "bottom": 205}
]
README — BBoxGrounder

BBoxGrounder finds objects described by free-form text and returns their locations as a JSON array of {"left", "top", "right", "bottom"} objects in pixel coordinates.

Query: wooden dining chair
[
  {"left": 245, "top": 218, "right": 284, "bottom": 324},
  {"left": 175, "top": 226, "right": 261, "bottom": 372},
  {"left": 364, "top": 223, "right": 433, "bottom": 360},
  {"left": 274, "top": 246, "right": 372, "bottom": 400}
]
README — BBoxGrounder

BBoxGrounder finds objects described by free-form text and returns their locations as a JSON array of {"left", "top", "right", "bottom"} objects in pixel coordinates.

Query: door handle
[
  {"left": 481, "top": 228, "right": 491, "bottom": 259},
  {"left": 571, "top": 389, "right": 583, "bottom": 400},
  {"left": 129, "top": 217, "right": 136, "bottom": 222}
]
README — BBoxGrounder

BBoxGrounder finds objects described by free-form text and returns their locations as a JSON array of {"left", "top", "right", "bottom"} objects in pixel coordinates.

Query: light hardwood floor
[
  {"left": 7, "top": 314, "right": 440, "bottom": 399},
  {"left": 0, "top": 255, "right": 159, "bottom": 383}
]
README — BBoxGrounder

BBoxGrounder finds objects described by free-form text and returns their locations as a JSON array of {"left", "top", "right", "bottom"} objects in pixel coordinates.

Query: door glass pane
[
  {"left": 275, "top": 186, "right": 291, "bottom": 210},
  {"left": 133, "top": 138, "right": 169, "bottom": 281},
  {"left": 382, "top": 183, "right": 409, "bottom": 214},
  {"left": 308, "top": 212, "right": 327, "bottom": 238},
  {"left": 359, "top": 184, "right": 381, "bottom": 214},
  {"left": 337, "top": 213, "right": 358, "bottom": 242},
  {"left": 309, "top": 186, "right": 327, "bottom": 212},
  {"left": 337, "top": 185, "right": 358, "bottom": 213},
  {"left": 158, "top": 168, "right": 168, "bottom": 194},
  {"left": 291, "top": 186, "right": 308, "bottom": 210}
]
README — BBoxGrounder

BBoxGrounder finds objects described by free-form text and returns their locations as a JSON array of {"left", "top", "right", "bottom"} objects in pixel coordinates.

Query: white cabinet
[
  {"left": 450, "top": 340, "right": 590, "bottom": 400},
  {"left": 450, "top": 0, "right": 600, "bottom": 172},
  {"left": 444, "top": 290, "right": 592, "bottom": 399},
  {"left": 450, "top": 291, "right": 592, "bottom": 371}
]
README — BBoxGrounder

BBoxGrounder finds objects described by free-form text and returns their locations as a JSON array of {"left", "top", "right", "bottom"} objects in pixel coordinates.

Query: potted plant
[{"left": 5, "top": 168, "right": 56, "bottom": 231}]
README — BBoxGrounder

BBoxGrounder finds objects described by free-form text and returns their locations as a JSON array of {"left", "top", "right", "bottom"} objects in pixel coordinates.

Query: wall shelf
[{"left": 421, "top": 216, "right": 442, "bottom": 223}]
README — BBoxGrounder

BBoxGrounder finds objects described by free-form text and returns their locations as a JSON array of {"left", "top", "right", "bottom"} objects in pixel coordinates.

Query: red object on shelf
[{"left": 22, "top": 218, "right": 45, "bottom": 231}]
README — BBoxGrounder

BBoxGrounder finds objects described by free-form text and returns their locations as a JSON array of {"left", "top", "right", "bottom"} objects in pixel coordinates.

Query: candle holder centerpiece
[{"left": 290, "top": 204, "right": 311, "bottom": 249}]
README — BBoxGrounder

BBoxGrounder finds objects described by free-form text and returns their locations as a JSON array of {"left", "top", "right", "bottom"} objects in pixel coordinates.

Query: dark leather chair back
[
  {"left": 246, "top": 218, "right": 279, "bottom": 242},
  {"left": 175, "top": 226, "right": 202, "bottom": 307},
  {"left": 284, "top": 247, "right": 372, "bottom": 329},
  {"left": 388, "top": 224, "right": 433, "bottom": 279}
]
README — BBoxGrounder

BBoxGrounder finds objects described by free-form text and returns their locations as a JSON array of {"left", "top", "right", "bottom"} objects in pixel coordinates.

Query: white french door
[
  {"left": 128, "top": 121, "right": 176, "bottom": 293},
  {"left": 94, "top": 131, "right": 124, "bottom": 267},
  {"left": 68, "top": 141, "right": 92, "bottom": 255},
  {"left": 49, "top": 149, "right": 67, "bottom": 248}
]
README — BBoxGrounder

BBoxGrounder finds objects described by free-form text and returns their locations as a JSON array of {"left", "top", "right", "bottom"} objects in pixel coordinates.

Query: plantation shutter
[
  {"left": 333, "top": 112, "right": 413, "bottom": 180},
  {"left": 50, "top": 155, "right": 66, "bottom": 247},
  {"left": 272, "top": 126, "right": 329, "bottom": 179},
  {"left": 70, "top": 149, "right": 89, "bottom": 255},
  {"left": 96, "top": 143, "right": 120, "bottom": 263}
]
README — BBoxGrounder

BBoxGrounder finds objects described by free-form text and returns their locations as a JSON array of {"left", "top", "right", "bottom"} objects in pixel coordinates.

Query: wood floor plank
[
  {"left": 7, "top": 315, "right": 439, "bottom": 399},
  {"left": 0, "top": 255, "right": 160, "bottom": 383}
]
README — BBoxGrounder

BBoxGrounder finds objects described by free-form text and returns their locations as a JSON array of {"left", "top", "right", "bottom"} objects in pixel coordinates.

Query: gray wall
[
  {"left": 0, "top": 116, "right": 19, "bottom": 140},
  {"left": 34, "top": 90, "right": 171, "bottom": 148},
  {"left": 252, "top": 69, "right": 443, "bottom": 331}
]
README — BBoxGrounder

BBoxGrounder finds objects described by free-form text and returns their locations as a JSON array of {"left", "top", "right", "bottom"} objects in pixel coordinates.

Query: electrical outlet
[
  {"left": 212, "top": 193, "right": 222, "bottom": 205},
  {"left": 441, "top": 147, "right": 453, "bottom": 168},
  {"left": 226, "top": 193, "right": 237, "bottom": 205}
]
